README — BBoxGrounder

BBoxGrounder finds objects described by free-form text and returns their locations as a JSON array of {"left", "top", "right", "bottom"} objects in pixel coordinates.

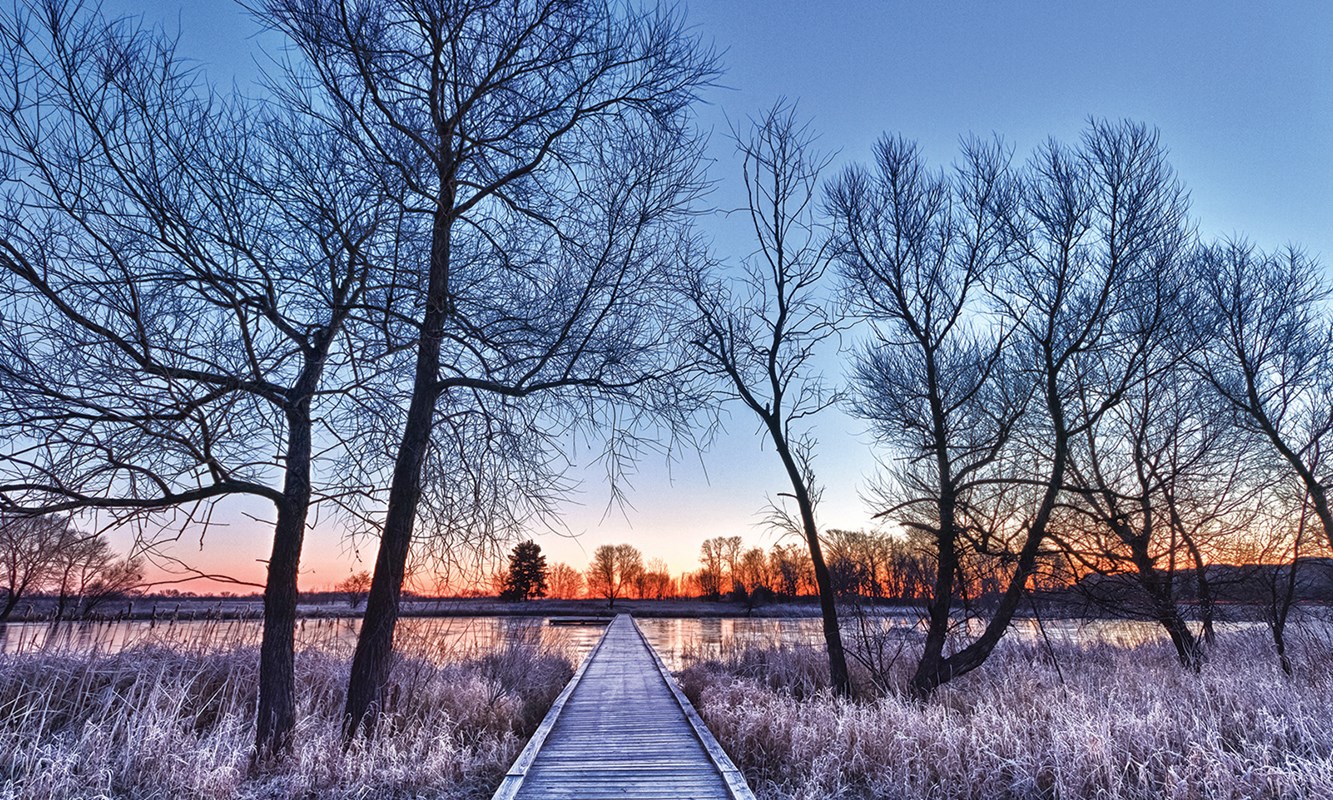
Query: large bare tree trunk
[
  {"left": 255, "top": 400, "right": 315, "bottom": 757},
  {"left": 910, "top": 376, "right": 1069, "bottom": 697},
  {"left": 344, "top": 204, "right": 453, "bottom": 738},
  {"left": 806, "top": 538, "right": 850, "bottom": 695},
  {"left": 912, "top": 487, "right": 958, "bottom": 694},
  {"left": 1126, "top": 540, "right": 1203, "bottom": 671},
  {"left": 0, "top": 592, "right": 16, "bottom": 622}
]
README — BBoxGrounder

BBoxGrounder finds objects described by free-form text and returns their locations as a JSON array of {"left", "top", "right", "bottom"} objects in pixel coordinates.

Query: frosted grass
[
  {"left": 0, "top": 632, "right": 572, "bottom": 799},
  {"left": 680, "top": 628, "right": 1333, "bottom": 799}
]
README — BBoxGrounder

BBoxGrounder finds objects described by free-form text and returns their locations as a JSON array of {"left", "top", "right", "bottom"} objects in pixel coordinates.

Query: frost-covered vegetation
[
  {"left": 680, "top": 629, "right": 1333, "bottom": 800},
  {"left": 0, "top": 635, "right": 571, "bottom": 800}
]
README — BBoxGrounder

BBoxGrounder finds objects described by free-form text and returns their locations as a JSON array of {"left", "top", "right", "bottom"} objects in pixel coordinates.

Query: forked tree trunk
[
  {"left": 912, "top": 489, "right": 958, "bottom": 693},
  {"left": 909, "top": 522, "right": 1050, "bottom": 696},
  {"left": 912, "top": 375, "right": 960, "bottom": 694},
  {"left": 910, "top": 377, "right": 1069, "bottom": 698}
]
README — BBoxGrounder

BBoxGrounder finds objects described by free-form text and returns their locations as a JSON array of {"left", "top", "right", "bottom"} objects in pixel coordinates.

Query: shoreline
[{"left": 4, "top": 595, "right": 1325, "bottom": 624}]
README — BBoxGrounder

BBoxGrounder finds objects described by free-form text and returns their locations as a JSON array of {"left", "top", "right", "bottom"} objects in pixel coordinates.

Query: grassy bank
[
  {"left": 679, "top": 630, "right": 1333, "bottom": 799},
  {"left": 0, "top": 635, "right": 572, "bottom": 799}
]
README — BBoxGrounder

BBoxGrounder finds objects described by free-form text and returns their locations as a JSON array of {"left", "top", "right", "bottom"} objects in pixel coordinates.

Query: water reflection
[
  {"left": 0, "top": 614, "right": 1222, "bottom": 670},
  {"left": 0, "top": 616, "right": 603, "bottom": 663},
  {"left": 637, "top": 617, "right": 828, "bottom": 670}
]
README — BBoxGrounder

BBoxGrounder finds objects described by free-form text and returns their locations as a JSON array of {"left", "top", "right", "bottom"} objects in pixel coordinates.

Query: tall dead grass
[
  {"left": 680, "top": 628, "right": 1333, "bottom": 799},
  {"left": 0, "top": 632, "right": 572, "bottom": 799}
]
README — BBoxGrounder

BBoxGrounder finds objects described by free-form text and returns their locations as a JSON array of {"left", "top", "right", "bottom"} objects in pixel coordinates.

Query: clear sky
[{"left": 94, "top": 1, "right": 1333, "bottom": 591}]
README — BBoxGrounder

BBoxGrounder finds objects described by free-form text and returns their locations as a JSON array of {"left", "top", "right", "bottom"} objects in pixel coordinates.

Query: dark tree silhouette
[
  {"left": 585, "top": 543, "right": 643, "bottom": 609},
  {"left": 921, "top": 119, "right": 1194, "bottom": 695},
  {"left": 1193, "top": 241, "right": 1333, "bottom": 552},
  {"left": 257, "top": 0, "right": 716, "bottom": 737},
  {"left": 0, "top": 1, "right": 388, "bottom": 756},
  {"left": 0, "top": 514, "right": 70, "bottom": 620},
  {"left": 336, "top": 571, "right": 373, "bottom": 609},
  {"left": 836, "top": 120, "right": 1192, "bottom": 695},
  {"left": 683, "top": 103, "right": 851, "bottom": 696},
  {"left": 500, "top": 540, "right": 547, "bottom": 602},
  {"left": 0, "top": 513, "right": 139, "bottom": 621},
  {"left": 697, "top": 537, "right": 728, "bottom": 598},
  {"left": 1057, "top": 305, "right": 1268, "bottom": 670},
  {"left": 827, "top": 133, "right": 1025, "bottom": 696}
]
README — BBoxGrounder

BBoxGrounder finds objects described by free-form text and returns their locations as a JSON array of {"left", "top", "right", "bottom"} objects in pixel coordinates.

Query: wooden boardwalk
[{"left": 493, "top": 614, "right": 755, "bottom": 800}]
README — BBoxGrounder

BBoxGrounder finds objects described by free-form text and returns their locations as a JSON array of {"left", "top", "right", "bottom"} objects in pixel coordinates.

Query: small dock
[{"left": 493, "top": 614, "right": 754, "bottom": 800}]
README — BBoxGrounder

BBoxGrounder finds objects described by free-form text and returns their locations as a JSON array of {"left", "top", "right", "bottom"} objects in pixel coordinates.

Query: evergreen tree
[{"left": 500, "top": 541, "right": 548, "bottom": 601}]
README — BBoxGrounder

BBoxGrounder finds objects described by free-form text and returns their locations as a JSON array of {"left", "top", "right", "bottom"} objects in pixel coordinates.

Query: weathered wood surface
[{"left": 493, "top": 614, "right": 755, "bottom": 800}]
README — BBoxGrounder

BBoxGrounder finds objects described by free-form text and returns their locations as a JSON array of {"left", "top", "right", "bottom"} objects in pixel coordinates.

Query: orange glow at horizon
[{"left": 114, "top": 426, "right": 885, "bottom": 596}]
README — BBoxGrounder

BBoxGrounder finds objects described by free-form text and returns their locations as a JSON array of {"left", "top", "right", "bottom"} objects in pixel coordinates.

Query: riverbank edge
[{"left": 7, "top": 596, "right": 1321, "bottom": 623}]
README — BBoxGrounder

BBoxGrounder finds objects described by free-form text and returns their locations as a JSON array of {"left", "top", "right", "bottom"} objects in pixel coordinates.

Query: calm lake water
[{"left": 0, "top": 613, "right": 1213, "bottom": 670}]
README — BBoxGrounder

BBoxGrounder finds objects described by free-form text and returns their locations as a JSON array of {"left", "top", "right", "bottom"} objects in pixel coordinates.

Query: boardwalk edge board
[
  {"left": 629, "top": 616, "right": 758, "bottom": 800},
  {"left": 490, "top": 617, "right": 614, "bottom": 800}
]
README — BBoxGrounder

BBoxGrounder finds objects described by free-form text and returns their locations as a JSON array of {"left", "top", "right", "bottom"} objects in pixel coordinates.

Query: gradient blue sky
[{"left": 97, "top": 1, "right": 1333, "bottom": 589}]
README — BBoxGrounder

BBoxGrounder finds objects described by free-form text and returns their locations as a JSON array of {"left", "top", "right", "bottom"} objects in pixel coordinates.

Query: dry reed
[
  {"left": 679, "top": 627, "right": 1333, "bottom": 800},
  {"left": 0, "top": 623, "right": 572, "bottom": 800}
]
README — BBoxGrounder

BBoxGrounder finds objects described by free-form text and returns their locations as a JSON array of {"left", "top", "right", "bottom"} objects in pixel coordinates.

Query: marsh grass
[
  {"left": 680, "top": 626, "right": 1333, "bottom": 799},
  {"left": 0, "top": 625, "right": 573, "bottom": 799}
]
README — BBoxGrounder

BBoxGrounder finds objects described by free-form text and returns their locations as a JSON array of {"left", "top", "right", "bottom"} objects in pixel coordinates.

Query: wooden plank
[
  {"left": 631, "top": 617, "right": 757, "bottom": 800},
  {"left": 491, "top": 614, "right": 756, "bottom": 800}
]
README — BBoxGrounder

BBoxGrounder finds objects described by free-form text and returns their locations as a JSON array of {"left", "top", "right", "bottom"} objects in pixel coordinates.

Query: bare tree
[
  {"left": 1175, "top": 472, "right": 1313, "bottom": 676},
  {"left": 49, "top": 530, "right": 114, "bottom": 620},
  {"left": 717, "top": 534, "right": 744, "bottom": 596},
  {"left": 0, "top": 1, "right": 388, "bottom": 755},
  {"left": 683, "top": 102, "right": 851, "bottom": 695},
  {"left": 335, "top": 571, "right": 373, "bottom": 609},
  {"left": 0, "top": 513, "right": 139, "bottom": 620},
  {"left": 767, "top": 542, "right": 812, "bottom": 599},
  {"left": 0, "top": 513, "right": 67, "bottom": 619},
  {"left": 585, "top": 543, "right": 643, "bottom": 608},
  {"left": 79, "top": 554, "right": 142, "bottom": 616},
  {"left": 940, "top": 119, "right": 1194, "bottom": 693},
  {"left": 835, "top": 120, "right": 1190, "bottom": 695},
  {"left": 1192, "top": 241, "right": 1333, "bottom": 551},
  {"left": 641, "top": 558, "right": 674, "bottom": 599},
  {"left": 697, "top": 537, "right": 728, "bottom": 597},
  {"left": 547, "top": 562, "right": 584, "bottom": 600},
  {"left": 1060, "top": 326, "right": 1245, "bottom": 670},
  {"left": 735, "top": 546, "right": 771, "bottom": 606},
  {"left": 827, "top": 132, "right": 1027, "bottom": 695},
  {"left": 258, "top": 0, "right": 716, "bottom": 736}
]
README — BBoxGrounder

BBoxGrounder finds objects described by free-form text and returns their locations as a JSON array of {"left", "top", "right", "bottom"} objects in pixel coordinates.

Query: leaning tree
[
  {"left": 683, "top": 103, "right": 852, "bottom": 696},
  {"left": 257, "top": 0, "right": 717, "bottom": 736}
]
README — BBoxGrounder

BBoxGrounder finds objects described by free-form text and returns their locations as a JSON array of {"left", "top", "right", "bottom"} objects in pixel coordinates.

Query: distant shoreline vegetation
[{"left": 2, "top": 586, "right": 1330, "bottom": 623}]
